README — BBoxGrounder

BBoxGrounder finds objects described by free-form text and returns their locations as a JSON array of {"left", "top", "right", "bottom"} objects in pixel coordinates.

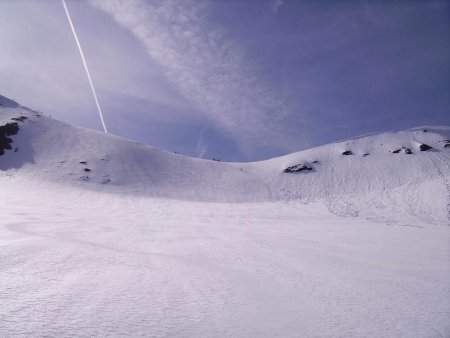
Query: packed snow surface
[{"left": 1, "top": 95, "right": 450, "bottom": 337}]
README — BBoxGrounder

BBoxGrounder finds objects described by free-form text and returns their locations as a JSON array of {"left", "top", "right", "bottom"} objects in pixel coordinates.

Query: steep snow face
[{"left": 1, "top": 95, "right": 449, "bottom": 225}]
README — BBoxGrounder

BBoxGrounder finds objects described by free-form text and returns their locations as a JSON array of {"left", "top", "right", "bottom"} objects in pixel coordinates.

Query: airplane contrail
[{"left": 61, "top": 0, "right": 108, "bottom": 134}]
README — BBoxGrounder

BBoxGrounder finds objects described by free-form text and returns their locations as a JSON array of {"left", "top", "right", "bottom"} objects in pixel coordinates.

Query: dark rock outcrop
[
  {"left": 283, "top": 164, "right": 313, "bottom": 173},
  {"left": 342, "top": 150, "right": 353, "bottom": 155},
  {"left": 392, "top": 147, "right": 413, "bottom": 154},
  {"left": 0, "top": 122, "right": 19, "bottom": 156},
  {"left": 419, "top": 144, "right": 432, "bottom": 151},
  {"left": 11, "top": 116, "right": 28, "bottom": 122}
]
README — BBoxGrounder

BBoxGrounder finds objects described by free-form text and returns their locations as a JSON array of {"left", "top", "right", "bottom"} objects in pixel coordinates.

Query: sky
[{"left": 1, "top": 0, "right": 449, "bottom": 162}]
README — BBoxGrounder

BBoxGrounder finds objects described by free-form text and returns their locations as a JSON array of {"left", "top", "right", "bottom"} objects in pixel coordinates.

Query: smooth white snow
[
  {"left": 1, "top": 181, "right": 449, "bottom": 337},
  {"left": 1, "top": 96, "right": 449, "bottom": 337}
]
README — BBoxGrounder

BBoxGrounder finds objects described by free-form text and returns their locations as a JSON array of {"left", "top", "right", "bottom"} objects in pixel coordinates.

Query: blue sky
[{"left": 1, "top": 0, "right": 449, "bottom": 161}]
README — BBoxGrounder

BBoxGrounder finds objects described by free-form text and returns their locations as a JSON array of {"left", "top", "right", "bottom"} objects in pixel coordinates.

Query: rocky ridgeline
[{"left": 282, "top": 139, "right": 444, "bottom": 174}]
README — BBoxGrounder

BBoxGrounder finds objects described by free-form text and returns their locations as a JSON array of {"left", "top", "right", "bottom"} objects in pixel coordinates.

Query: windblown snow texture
[{"left": 1, "top": 95, "right": 449, "bottom": 337}]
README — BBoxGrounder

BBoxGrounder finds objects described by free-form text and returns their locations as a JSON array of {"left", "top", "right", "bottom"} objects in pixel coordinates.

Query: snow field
[{"left": 0, "top": 180, "right": 449, "bottom": 337}]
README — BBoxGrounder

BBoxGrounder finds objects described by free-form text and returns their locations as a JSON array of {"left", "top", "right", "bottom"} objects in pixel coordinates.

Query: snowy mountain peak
[{"left": 0, "top": 94, "right": 20, "bottom": 109}]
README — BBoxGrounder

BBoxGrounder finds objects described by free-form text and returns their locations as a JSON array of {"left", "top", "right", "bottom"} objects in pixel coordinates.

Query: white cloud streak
[
  {"left": 89, "top": 0, "right": 292, "bottom": 153},
  {"left": 270, "top": 0, "right": 285, "bottom": 15},
  {"left": 195, "top": 129, "right": 208, "bottom": 159},
  {"left": 62, "top": 0, "right": 108, "bottom": 133}
]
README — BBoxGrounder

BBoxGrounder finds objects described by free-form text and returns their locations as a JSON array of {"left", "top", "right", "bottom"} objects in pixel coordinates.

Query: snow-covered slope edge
[
  {"left": 1, "top": 95, "right": 449, "bottom": 225},
  {"left": 0, "top": 95, "right": 270, "bottom": 202},
  {"left": 239, "top": 126, "right": 450, "bottom": 226}
]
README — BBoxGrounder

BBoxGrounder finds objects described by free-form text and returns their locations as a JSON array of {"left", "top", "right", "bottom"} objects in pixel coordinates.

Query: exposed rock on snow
[
  {"left": 0, "top": 112, "right": 30, "bottom": 156},
  {"left": 419, "top": 143, "right": 432, "bottom": 151},
  {"left": 0, "top": 122, "right": 19, "bottom": 156},
  {"left": 11, "top": 116, "right": 28, "bottom": 122},
  {"left": 392, "top": 147, "right": 413, "bottom": 154},
  {"left": 342, "top": 150, "right": 353, "bottom": 155},
  {"left": 283, "top": 163, "right": 313, "bottom": 173}
]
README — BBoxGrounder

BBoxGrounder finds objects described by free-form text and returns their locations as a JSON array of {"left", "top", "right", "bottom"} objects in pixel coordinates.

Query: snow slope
[
  {"left": 1, "top": 183, "right": 449, "bottom": 337},
  {"left": 1, "top": 95, "right": 450, "bottom": 337},
  {"left": 0, "top": 96, "right": 271, "bottom": 202},
  {"left": 1, "top": 94, "right": 449, "bottom": 225},
  {"left": 240, "top": 126, "right": 450, "bottom": 226}
]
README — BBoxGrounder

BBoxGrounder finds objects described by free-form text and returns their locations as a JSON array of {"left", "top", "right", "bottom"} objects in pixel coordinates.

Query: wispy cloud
[
  {"left": 269, "top": 0, "right": 285, "bottom": 15},
  {"left": 89, "top": 0, "right": 293, "bottom": 154},
  {"left": 195, "top": 128, "right": 208, "bottom": 159}
]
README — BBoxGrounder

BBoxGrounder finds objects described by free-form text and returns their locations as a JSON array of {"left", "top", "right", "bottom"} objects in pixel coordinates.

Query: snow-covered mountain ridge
[
  {"left": 1, "top": 94, "right": 449, "bottom": 226},
  {"left": 2, "top": 94, "right": 450, "bottom": 337}
]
